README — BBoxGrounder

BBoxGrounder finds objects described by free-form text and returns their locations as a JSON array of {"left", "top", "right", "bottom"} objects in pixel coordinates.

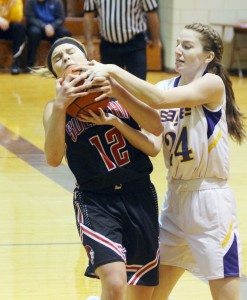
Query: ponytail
[{"left": 186, "top": 23, "right": 246, "bottom": 144}]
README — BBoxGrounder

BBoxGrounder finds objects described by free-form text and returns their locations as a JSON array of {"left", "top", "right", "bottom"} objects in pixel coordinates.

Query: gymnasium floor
[{"left": 0, "top": 71, "right": 246, "bottom": 299}]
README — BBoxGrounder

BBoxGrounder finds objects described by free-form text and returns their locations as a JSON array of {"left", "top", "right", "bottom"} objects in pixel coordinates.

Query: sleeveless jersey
[
  {"left": 156, "top": 75, "right": 230, "bottom": 182},
  {"left": 65, "top": 98, "right": 153, "bottom": 191}
]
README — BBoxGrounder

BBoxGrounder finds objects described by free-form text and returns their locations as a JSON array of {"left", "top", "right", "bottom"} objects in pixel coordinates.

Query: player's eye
[
  {"left": 54, "top": 55, "right": 62, "bottom": 62},
  {"left": 182, "top": 42, "right": 193, "bottom": 50},
  {"left": 67, "top": 48, "right": 76, "bottom": 55}
]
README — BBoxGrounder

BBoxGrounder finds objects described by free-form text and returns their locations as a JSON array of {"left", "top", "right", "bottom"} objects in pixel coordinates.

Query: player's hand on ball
[
  {"left": 61, "top": 65, "right": 110, "bottom": 117},
  {"left": 77, "top": 108, "right": 117, "bottom": 126},
  {"left": 55, "top": 75, "right": 91, "bottom": 110},
  {"left": 81, "top": 60, "right": 111, "bottom": 80},
  {"left": 86, "top": 78, "right": 112, "bottom": 101}
]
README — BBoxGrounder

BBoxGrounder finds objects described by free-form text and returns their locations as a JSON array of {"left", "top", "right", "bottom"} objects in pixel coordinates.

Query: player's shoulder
[
  {"left": 200, "top": 73, "right": 225, "bottom": 100},
  {"left": 202, "top": 73, "right": 224, "bottom": 87}
]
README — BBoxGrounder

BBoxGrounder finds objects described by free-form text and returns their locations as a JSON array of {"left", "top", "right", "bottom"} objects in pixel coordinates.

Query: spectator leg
[
  {"left": 26, "top": 26, "right": 43, "bottom": 67},
  {"left": 9, "top": 22, "right": 26, "bottom": 60}
]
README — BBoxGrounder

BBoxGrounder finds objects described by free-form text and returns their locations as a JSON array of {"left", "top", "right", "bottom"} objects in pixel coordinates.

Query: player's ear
[{"left": 205, "top": 51, "right": 215, "bottom": 64}]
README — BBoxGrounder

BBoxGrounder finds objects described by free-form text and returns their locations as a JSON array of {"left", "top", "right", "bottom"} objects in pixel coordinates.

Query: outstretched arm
[
  {"left": 82, "top": 62, "right": 225, "bottom": 110},
  {"left": 76, "top": 71, "right": 164, "bottom": 136}
]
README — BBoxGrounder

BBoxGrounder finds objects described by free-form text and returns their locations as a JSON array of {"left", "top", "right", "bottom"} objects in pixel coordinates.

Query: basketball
[{"left": 62, "top": 66, "right": 110, "bottom": 117}]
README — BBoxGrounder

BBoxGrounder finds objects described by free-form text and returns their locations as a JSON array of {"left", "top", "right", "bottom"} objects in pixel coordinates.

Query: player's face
[
  {"left": 175, "top": 28, "right": 210, "bottom": 75},
  {"left": 51, "top": 43, "right": 87, "bottom": 78}
]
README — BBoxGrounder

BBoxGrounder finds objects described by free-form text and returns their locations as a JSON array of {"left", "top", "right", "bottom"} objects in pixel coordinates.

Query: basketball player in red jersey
[{"left": 43, "top": 37, "right": 163, "bottom": 300}]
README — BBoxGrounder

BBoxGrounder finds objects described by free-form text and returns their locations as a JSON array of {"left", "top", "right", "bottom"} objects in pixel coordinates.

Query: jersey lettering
[
  {"left": 66, "top": 100, "right": 129, "bottom": 142},
  {"left": 161, "top": 108, "right": 191, "bottom": 125},
  {"left": 66, "top": 118, "right": 94, "bottom": 142},
  {"left": 107, "top": 101, "right": 129, "bottom": 118}
]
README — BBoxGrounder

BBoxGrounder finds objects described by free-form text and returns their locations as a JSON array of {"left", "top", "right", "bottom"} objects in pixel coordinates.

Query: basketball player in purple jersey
[{"left": 82, "top": 23, "right": 246, "bottom": 300}]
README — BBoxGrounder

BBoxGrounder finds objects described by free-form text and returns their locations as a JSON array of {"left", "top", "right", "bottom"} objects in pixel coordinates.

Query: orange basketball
[{"left": 62, "top": 66, "right": 110, "bottom": 117}]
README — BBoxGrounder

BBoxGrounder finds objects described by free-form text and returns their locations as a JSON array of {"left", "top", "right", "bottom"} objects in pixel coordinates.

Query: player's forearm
[
  {"left": 43, "top": 103, "right": 66, "bottom": 166},
  {"left": 113, "top": 119, "right": 160, "bottom": 157},
  {"left": 107, "top": 65, "right": 164, "bottom": 109},
  {"left": 111, "top": 78, "right": 163, "bottom": 136}
]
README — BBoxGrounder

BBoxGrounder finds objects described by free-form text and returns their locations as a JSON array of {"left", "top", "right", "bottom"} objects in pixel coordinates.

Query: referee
[{"left": 83, "top": 0, "right": 161, "bottom": 80}]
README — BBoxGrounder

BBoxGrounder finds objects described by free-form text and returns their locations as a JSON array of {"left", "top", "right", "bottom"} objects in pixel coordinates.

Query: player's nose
[{"left": 62, "top": 53, "right": 71, "bottom": 62}]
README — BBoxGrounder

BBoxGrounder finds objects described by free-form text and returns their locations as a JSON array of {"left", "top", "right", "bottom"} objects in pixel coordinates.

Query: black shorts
[{"left": 73, "top": 176, "right": 159, "bottom": 286}]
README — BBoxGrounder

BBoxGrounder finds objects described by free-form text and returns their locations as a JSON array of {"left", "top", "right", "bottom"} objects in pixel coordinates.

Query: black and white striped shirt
[{"left": 84, "top": 0, "right": 158, "bottom": 44}]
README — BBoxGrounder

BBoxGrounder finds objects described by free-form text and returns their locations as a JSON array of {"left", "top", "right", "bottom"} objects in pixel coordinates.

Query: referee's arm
[
  {"left": 146, "top": 10, "right": 161, "bottom": 48},
  {"left": 83, "top": 11, "right": 97, "bottom": 60}
]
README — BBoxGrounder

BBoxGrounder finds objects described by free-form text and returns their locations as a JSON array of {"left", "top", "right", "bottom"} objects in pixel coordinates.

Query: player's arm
[
  {"left": 78, "top": 109, "right": 162, "bottom": 157},
  {"left": 110, "top": 68, "right": 224, "bottom": 109},
  {"left": 110, "top": 78, "right": 164, "bottom": 136},
  {"left": 82, "top": 62, "right": 224, "bottom": 110},
  {"left": 113, "top": 122, "right": 163, "bottom": 157},
  {"left": 43, "top": 100, "right": 66, "bottom": 167},
  {"left": 81, "top": 75, "right": 164, "bottom": 136},
  {"left": 43, "top": 76, "right": 89, "bottom": 166}
]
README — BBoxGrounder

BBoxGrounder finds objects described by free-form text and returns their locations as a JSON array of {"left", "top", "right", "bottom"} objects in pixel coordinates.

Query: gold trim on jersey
[{"left": 208, "top": 129, "right": 222, "bottom": 152}]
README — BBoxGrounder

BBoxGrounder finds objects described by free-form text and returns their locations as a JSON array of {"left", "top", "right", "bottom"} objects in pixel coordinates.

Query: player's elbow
[
  {"left": 148, "top": 110, "right": 163, "bottom": 136},
  {"left": 46, "top": 157, "right": 62, "bottom": 167},
  {"left": 146, "top": 142, "right": 162, "bottom": 157},
  {"left": 146, "top": 145, "right": 161, "bottom": 157},
  {"left": 148, "top": 149, "right": 160, "bottom": 157},
  {"left": 152, "top": 124, "right": 164, "bottom": 136},
  {"left": 45, "top": 152, "right": 63, "bottom": 167},
  {"left": 144, "top": 119, "right": 163, "bottom": 136}
]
